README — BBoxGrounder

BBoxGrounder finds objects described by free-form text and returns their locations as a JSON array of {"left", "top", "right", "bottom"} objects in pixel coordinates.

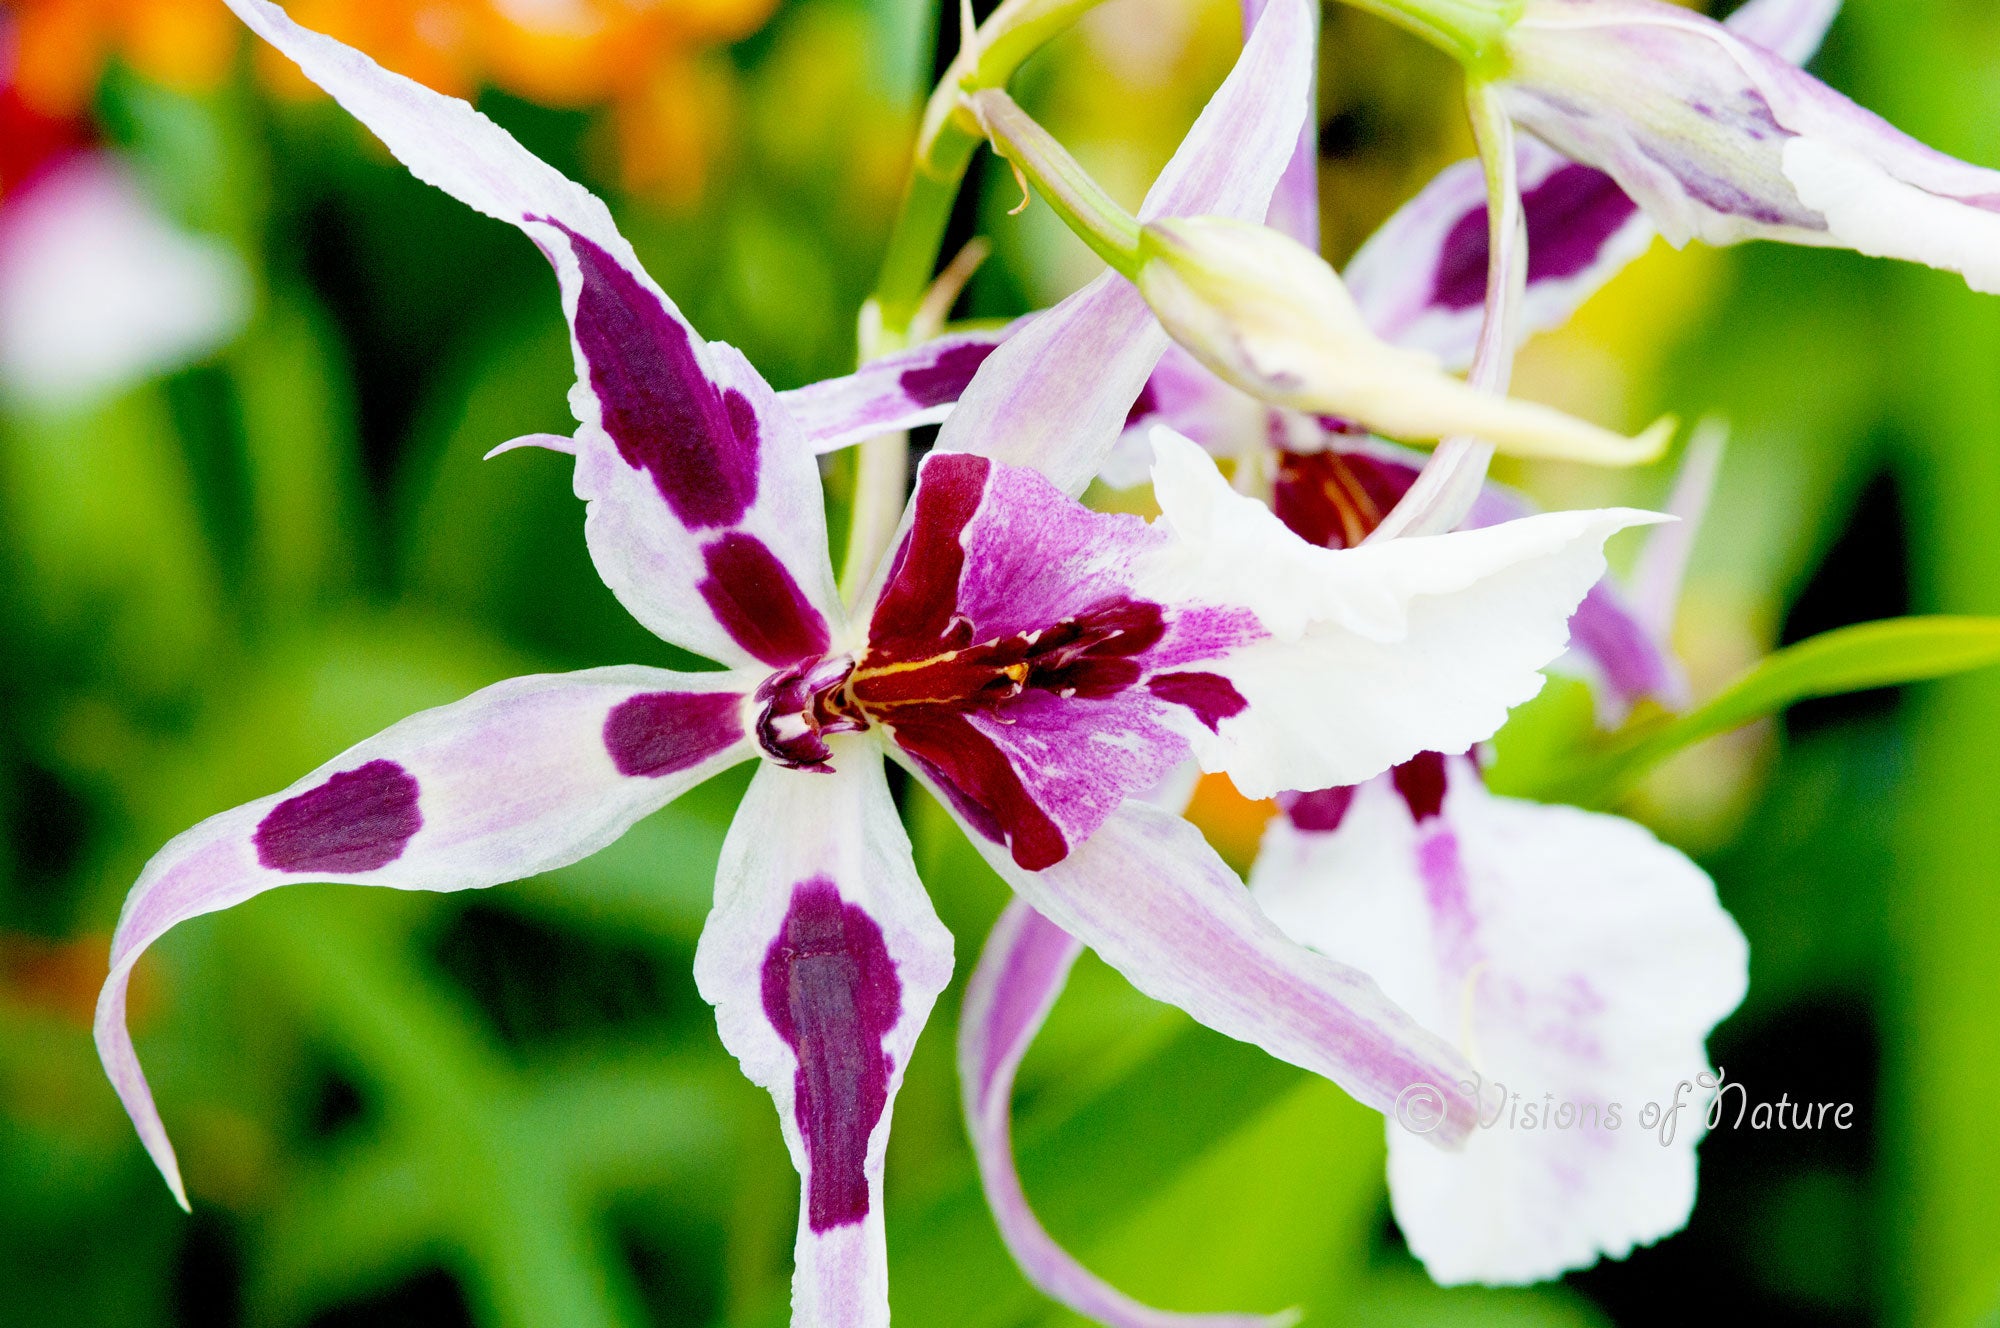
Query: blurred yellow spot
[{"left": 1182, "top": 770, "right": 1276, "bottom": 870}]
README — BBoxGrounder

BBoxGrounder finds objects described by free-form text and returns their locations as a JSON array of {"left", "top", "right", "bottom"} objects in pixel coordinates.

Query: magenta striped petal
[
  {"left": 960, "top": 901, "right": 1294, "bottom": 1328},
  {"left": 695, "top": 752, "right": 953, "bottom": 1328},
  {"left": 781, "top": 325, "right": 1020, "bottom": 455},
  {"left": 223, "top": 0, "right": 841, "bottom": 670},
  {"left": 1343, "top": 0, "right": 1841, "bottom": 368},
  {"left": 933, "top": 0, "right": 1316, "bottom": 498},
  {"left": 860, "top": 452, "right": 1263, "bottom": 869},
  {"left": 96, "top": 666, "right": 756, "bottom": 1206}
]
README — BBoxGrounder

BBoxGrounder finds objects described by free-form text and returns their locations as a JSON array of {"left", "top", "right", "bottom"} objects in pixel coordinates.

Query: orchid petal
[
  {"left": 936, "top": 0, "right": 1315, "bottom": 497},
  {"left": 1345, "top": 0, "right": 1841, "bottom": 367},
  {"left": 1501, "top": 0, "right": 2000, "bottom": 292},
  {"left": 1251, "top": 758, "right": 1747, "bottom": 1284},
  {"left": 1141, "top": 431, "right": 1665, "bottom": 798},
  {"left": 694, "top": 746, "right": 953, "bottom": 1328},
  {"left": 1271, "top": 440, "right": 1685, "bottom": 719},
  {"left": 1722, "top": 0, "right": 1842, "bottom": 60},
  {"left": 224, "top": 0, "right": 841, "bottom": 668},
  {"left": 943, "top": 796, "right": 1483, "bottom": 1144},
  {"left": 96, "top": 666, "right": 756, "bottom": 1207},
  {"left": 857, "top": 443, "right": 1656, "bottom": 869},
  {"left": 859, "top": 451, "right": 1266, "bottom": 870},
  {"left": 1240, "top": 0, "right": 1320, "bottom": 248},
  {"left": 781, "top": 325, "right": 1019, "bottom": 455},
  {"left": 1629, "top": 419, "right": 1725, "bottom": 640},
  {"left": 960, "top": 900, "right": 1294, "bottom": 1328},
  {"left": 1104, "top": 343, "right": 1267, "bottom": 489},
  {"left": 1565, "top": 581, "right": 1688, "bottom": 722}
]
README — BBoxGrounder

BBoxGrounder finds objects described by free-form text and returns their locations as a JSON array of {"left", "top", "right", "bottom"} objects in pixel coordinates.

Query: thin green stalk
[{"left": 1334, "top": 0, "right": 1522, "bottom": 71}]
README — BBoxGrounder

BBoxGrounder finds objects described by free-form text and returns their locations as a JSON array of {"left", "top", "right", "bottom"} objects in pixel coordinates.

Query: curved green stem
[{"left": 1335, "top": 0, "right": 1521, "bottom": 71}]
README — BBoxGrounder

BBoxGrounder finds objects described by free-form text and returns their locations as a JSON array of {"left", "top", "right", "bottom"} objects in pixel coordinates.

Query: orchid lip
[{"left": 754, "top": 655, "right": 863, "bottom": 769}]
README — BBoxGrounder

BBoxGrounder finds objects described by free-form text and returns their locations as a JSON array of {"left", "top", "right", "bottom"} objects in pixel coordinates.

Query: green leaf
[{"left": 1547, "top": 617, "right": 2000, "bottom": 806}]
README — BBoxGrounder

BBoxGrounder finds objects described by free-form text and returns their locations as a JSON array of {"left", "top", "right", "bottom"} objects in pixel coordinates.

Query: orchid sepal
[{"left": 1497, "top": 0, "right": 2000, "bottom": 293}]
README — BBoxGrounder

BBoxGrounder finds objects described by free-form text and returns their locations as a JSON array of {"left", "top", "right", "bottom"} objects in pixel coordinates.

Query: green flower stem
[
  {"left": 843, "top": 0, "right": 1121, "bottom": 602},
  {"left": 869, "top": 132, "right": 980, "bottom": 340},
  {"left": 1334, "top": 0, "right": 1521, "bottom": 70}
]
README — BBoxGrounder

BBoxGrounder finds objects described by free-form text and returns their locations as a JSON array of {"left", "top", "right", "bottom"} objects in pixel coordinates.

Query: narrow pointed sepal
[
  {"left": 693, "top": 746, "right": 953, "bottom": 1328},
  {"left": 960, "top": 900, "right": 1303, "bottom": 1327},
  {"left": 97, "top": 667, "right": 756, "bottom": 1204}
]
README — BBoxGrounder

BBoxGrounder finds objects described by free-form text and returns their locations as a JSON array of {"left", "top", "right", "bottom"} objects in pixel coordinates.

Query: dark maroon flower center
[
  {"left": 751, "top": 598, "right": 1171, "bottom": 769},
  {"left": 1271, "top": 447, "right": 1417, "bottom": 550}
]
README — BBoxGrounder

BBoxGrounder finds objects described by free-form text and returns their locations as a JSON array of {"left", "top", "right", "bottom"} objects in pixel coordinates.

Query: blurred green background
[{"left": 2, "top": 0, "right": 1998, "bottom": 1323}]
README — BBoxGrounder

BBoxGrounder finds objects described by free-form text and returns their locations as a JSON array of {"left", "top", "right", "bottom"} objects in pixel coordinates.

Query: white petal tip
[{"left": 484, "top": 432, "right": 577, "bottom": 460}]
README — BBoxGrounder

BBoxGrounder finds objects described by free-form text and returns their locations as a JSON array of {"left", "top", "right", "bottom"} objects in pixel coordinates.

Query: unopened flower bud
[{"left": 1134, "top": 215, "right": 1671, "bottom": 464}]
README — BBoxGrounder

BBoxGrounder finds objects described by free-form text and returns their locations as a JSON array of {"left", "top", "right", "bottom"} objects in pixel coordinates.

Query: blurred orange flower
[{"left": 6, "top": 0, "right": 781, "bottom": 203}]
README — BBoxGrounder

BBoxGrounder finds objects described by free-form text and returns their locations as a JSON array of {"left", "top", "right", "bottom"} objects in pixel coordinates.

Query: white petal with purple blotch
[
  {"left": 97, "top": 666, "right": 757, "bottom": 1207},
  {"left": 224, "top": 0, "right": 842, "bottom": 668},
  {"left": 693, "top": 743, "right": 952, "bottom": 1328},
  {"left": 1138, "top": 432, "right": 1664, "bottom": 798},
  {"left": 1343, "top": 0, "right": 1840, "bottom": 369},
  {"left": 1503, "top": 0, "right": 2000, "bottom": 292},
  {"left": 1251, "top": 758, "right": 1746, "bottom": 1284}
]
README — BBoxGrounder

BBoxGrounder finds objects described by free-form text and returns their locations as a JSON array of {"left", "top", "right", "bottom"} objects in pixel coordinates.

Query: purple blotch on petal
[
  {"left": 698, "top": 532, "right": 833, "bottom": 668},
  {"left": 1147, "top": 670, "right": 1248, "bottom": 732},
  {"left": 254, "top": 760, "right": 423, "bottom": 874},
  {"left": 1279, "top": 784, "right": 1357, "bottom": 833},
  {"left": 760, "top": 877, "right": 902, "bottom": 1233},
  {"left": 532, "top": 218, "right": 760, "bottom": 528},
  {"left": 604, "top": 690, "right": 745, "bottom": 777},
  {"left": 898, "top": 342, "right": 1000, "bottom": 409},
  {"left": 1432, "top": 164, "right": 1643, "bottom": 311},
  {"left": 1391, "top": 751, "right": 1449, "bottom": 823},
  {"left": 1122, "top": 377, "right": 1161, "bottom": 429}
]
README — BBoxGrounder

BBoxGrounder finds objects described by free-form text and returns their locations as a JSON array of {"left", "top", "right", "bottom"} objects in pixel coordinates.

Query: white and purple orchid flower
[
  {"left": 1488, "top": 0, "right": 2000, "bottom": 293},
  {"left": 959, "top": 434, "right": 1745, "bottom": 1306},
  {"left": 93, "top": 2, "right": 1669, "bottom": 1323},
  {"left": 952, "top": 0, "right": 1759, "bottom": 1306}
]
